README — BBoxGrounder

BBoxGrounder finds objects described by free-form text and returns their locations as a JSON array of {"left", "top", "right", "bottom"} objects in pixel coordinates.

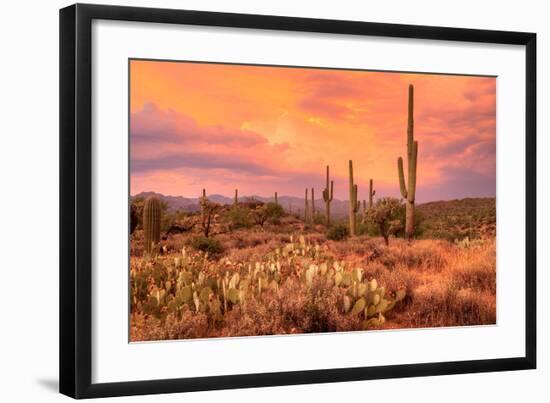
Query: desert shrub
[
  {"left": 265, "top": 202, "right": 285, "bottom": 224},
  {"left": 449, "top": 240, "right": 496, "bottom": 293},
  {"left": 406, "top": 283, "right": 496, "bottom": 327},
  {"left": 131, "top": 310, "right": 210, "bottom": 341},
  {"left": 373, "top": 239, "right": 448, "bottom": 270},
  {"left": 224, "top": 207, "right": 252, "bottom": 230},
  {"left": 189, "top": 236, "right": 224, "bottom": 255},
  {"left": 356, "top": 221, "right": 379, "bottom": 236},
  {"left": 328, "top": 235, "right": 379, "bottom": 258},
  {"left": 327, "top": 224, "right": 349, "bottom": 241},
  {"left": 313, "top": 212, "right": 326, "bottom": 225}
]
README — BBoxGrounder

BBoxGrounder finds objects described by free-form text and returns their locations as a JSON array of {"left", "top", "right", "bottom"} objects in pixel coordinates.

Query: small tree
[
  {"left": 252, "top": 202, "right": 284, "bottom": 228},
  {"left": 199, "top": 198, "right": 219, "bottom": 238},
  {"left": 364, "top": 197, "right": 403, "bottom": 245},
  {"left": 251, "top": 205, "right": 269, "bottom": 228}
]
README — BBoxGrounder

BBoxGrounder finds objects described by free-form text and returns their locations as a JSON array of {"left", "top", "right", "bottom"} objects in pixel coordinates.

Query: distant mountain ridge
[
  {"left": 132, "top": 191, "right": 496, "bottom": 220},
  {"left": 132, "top": 191, "right": 353, "bottom": 217}
]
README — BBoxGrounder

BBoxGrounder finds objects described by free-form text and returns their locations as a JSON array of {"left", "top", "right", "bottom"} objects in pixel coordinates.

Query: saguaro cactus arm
[
  {"left": 368, "top": 178, "right": 376, "bottom": 209},
  {"left": 397, "top": 157, "right": 407, "bottom": 198},
  {"left": 408, "top": 141, "right": 418, "bottom": 202},
  {"left": 352, "top": 184, "right": 360, "bottom": 213}
]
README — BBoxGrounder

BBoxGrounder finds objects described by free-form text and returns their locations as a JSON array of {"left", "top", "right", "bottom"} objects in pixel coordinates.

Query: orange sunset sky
[{"left": 130, "top": 60, "right": 496, "bottom": 202}]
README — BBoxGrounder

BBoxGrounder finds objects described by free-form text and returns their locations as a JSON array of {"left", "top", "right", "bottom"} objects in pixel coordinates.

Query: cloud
[
  {"left": 419, "top": 166, "right": 496, "bottom": 201},
  {"left": 132, "top": 102, "right": 270, "bottom": 148},
  {"left": 295, "top": 72, "right": 370, "bottom": 120},
  {"left": 131, "top": 103, "right": 297, "bottom": 184},
  {"left": 132, "top": 151, "right": 277, "bottom": 176}
]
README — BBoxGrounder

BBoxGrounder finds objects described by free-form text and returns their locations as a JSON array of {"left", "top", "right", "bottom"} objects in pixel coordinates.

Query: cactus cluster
[
  {"left": 397, "top": 84, "right": 419, "bottom": 239},
  {"left": 131, "top": 235, "right": 406, "bottom": 329},
  {"left": 336, "top": 269, "right": 406, "bottom": 329}
]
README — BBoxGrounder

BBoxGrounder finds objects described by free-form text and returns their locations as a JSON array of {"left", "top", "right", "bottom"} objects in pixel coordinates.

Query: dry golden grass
[{"left": 130, "top": 231, "right": 496, "bottom": 341}]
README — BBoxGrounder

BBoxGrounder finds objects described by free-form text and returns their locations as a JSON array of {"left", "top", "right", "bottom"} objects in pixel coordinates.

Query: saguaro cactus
[
  {"left": 397, "top": 84, "right": 419, "bottom": 239},
  {"left": 274, "top": 192, "right": 278, "bottom": 205},
  {"left": 369, "top": 179, "right": 376, "bottom": 209},
  {"left": 143, "top": 196, "right": 162, "bottom": 254},
  {"left": 311, "top": 188, "right": 315, "bottom": 218},
  {"left": 200, "top": 188, "right": 206, "bottom": 221},
  {"left": 348, "top": 160, "right": 360, "bottom": 236},
  {"left": 234, "top": 189, "right": 238, "bottom": 207},
  {"left": 323, "top": 165, "right": 334, "bottom": 226},
  {"left": 304, "top": 188, "right": 310, "bottom": 222}
]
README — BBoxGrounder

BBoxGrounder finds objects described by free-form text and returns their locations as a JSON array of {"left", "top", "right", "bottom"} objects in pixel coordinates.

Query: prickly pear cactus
[{"left": 130, "top": 233, "right": 408, "bottom": 335}]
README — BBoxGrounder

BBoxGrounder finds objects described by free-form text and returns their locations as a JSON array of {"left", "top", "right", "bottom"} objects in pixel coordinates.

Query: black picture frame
[{"left": 59, "top": 3, "right": 537, "bottom": 399}]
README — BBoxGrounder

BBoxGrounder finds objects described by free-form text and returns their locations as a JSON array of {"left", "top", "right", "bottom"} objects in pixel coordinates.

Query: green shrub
[
  {"left": 265, "top": 202, "right": 285, "bottom": 224},
  {"left": 224, "top": 207, "right": 252, "bottom": 230},
  {"left": 327, "top": 224, "right": 349, "bottom": 241},
  {"left": 189, "top": 236, "right": 224, "bottom": 255}
]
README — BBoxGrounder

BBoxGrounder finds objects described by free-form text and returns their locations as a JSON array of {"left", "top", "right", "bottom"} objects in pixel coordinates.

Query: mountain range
[{"left": 132, "top": 191, "right": 355, "bottom": 218}]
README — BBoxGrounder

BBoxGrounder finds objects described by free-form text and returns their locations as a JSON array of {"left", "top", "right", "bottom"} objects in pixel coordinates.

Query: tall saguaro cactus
[
  {"left": 274, "top": 192, "right": 278, "bottom": 205},
  {"left": 201, "top": 188, "right": 206, "bottom": 221},
  {"left": 143, "top": 196, "right": 162, "bottom": 254},
  {"left": 323, "top": 165, "right": 334, "bottom": 226},
  {"left": 304, "top": 188, "right": 310, "bottom": 223},
  {"left": 369, "top": 179, "right": 376, "bottom": 209},
  {"left": 234, "top": 189, "right": 238, "bottom": 207},
  {"left": 311, "top": 188, "right": 315, "bottom": 219},
  {"left": 348, "top": 160, "right": 360, "bottom": 236},
  {"left": 397, "top": 84, "right": 419, "bottom": 239}
]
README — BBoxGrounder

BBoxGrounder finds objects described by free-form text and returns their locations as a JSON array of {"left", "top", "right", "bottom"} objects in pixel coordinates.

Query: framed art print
[{"left": 59, "top": 4, "right": 536, "bottom": 399}]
